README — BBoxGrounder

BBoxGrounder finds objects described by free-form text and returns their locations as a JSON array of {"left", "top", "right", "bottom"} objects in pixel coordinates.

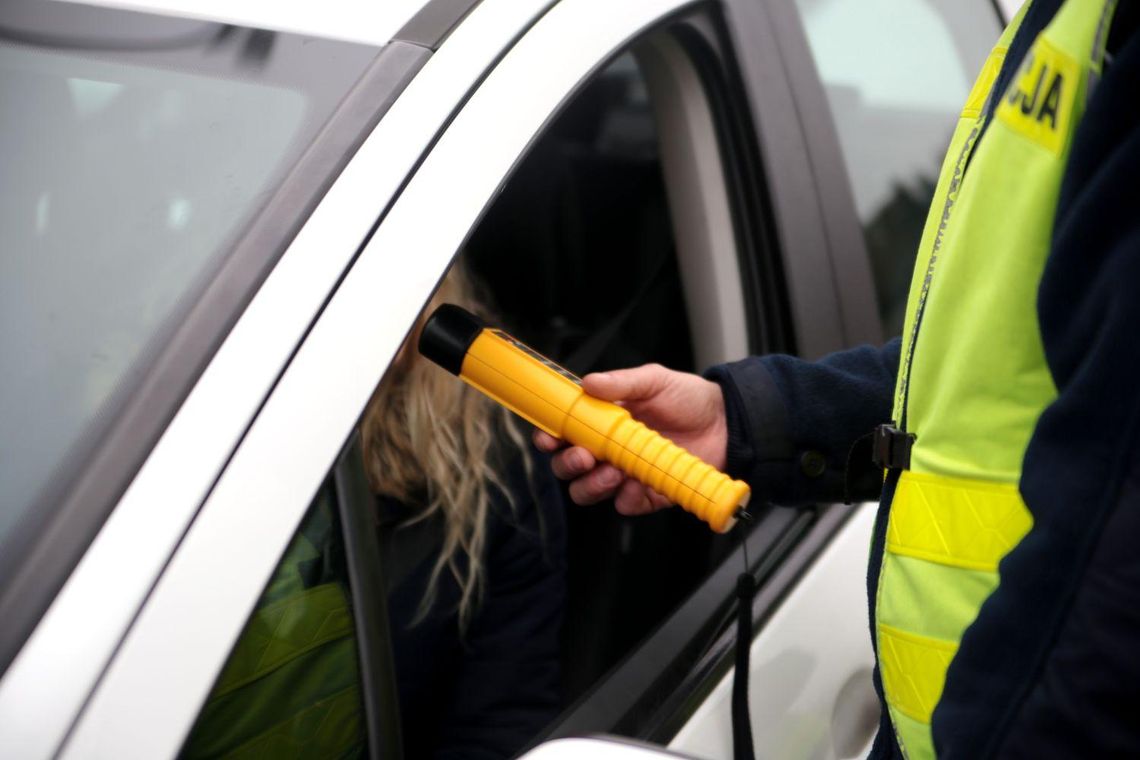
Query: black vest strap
[{"left": 872, "top": 424, "right": 916, "bottom": 471}]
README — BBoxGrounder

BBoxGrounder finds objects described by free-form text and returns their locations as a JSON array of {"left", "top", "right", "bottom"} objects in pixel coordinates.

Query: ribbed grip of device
[
  {"left": 594, "top": 415, "right": 748, "bottom": 533},
  {"left": 418, "top": 304, "right": 750, "bottom": 533}
]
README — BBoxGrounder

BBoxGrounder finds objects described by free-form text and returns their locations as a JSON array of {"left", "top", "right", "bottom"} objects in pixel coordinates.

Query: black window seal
[
  {"left": 333, "top": 433, "right": 404, "bottom": 760},
  {"left": 0, "top": 39, "right": 430, "bottom": 679}
]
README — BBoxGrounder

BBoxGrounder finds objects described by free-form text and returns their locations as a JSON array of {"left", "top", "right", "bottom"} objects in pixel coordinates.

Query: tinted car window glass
[
  {"left": 0, "top": 1, "right": 376, "bottom": 563},
  {"left": 181, "top": 479, "right": 367, "bottom": 757},
  {"left": 792, "top": 0, "right": 999, "bottom": 333}
]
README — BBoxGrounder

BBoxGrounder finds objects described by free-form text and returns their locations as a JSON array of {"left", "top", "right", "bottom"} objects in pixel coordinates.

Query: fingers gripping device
[{"left": 418, "top": 305, "right": 750, "bottom": 533}]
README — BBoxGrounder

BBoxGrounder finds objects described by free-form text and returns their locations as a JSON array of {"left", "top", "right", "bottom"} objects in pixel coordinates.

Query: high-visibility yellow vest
[
  {"left": 875, "top": 1, "right": 1118, "bottom": 757},
  {"left": 181, "top": 495, "right": 364, "bottom": 759}
]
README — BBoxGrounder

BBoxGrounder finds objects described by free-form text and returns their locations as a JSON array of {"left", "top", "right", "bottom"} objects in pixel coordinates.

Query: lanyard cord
[
  {"left": 893, "top": 115, "right": 986, "bottom": 435},
  {"left": 732, "top": 510, "right": 757, "bottom": 760}
]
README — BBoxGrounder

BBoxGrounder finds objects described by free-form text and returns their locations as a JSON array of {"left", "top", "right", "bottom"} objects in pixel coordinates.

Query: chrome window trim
[
  {"left": 0, "top": 3, "right": 553, "bottom": 757},
  {"left": 61, "top": 0, "right": 701, "bottom": 756}
]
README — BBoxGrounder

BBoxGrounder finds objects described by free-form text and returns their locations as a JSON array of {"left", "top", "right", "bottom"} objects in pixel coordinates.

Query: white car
[{"left": 0, "top": 0, "right": 1003, "bottom": 757}]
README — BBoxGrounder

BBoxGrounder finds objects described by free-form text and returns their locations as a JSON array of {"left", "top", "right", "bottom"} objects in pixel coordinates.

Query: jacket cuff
[{"left": 704, "top": 358, "right": 796, "bottom": 501}]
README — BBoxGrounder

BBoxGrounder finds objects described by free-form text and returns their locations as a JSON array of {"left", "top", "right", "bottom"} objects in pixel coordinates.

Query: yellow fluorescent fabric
[
  {"left": 962, "top": 47, "right": 1008, "bottom": 119},
  {"left": 892, "top": 708, "right": 937, "bottom": 760},
  {"left": 878, "top": 624, "right": 957, "bottom": 724},
  {"left": 876, "top": 553, "right": 998, "bottom": 643},
  {"left": 887, "top": 472, "right": 1032, "bottom": 572}
]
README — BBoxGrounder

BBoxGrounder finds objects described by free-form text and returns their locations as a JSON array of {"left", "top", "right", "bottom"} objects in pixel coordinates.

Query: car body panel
[{"left": 670, "top": 505, "right": 878, "bottom": 759}]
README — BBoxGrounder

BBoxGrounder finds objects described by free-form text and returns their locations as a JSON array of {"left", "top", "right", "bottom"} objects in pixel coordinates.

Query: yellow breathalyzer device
[{"left": 418, "top": 304, "right": 750, "bottom": 533}]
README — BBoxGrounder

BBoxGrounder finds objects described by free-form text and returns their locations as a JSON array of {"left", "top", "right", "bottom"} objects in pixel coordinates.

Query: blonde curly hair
[{"left": 360, "top": 264, "right": 533, "bottom": 631}]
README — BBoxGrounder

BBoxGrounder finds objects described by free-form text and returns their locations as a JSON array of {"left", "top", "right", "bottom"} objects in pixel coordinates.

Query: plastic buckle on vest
[{"left": 872, "top": 424, "right": 915, "bottom": 470}]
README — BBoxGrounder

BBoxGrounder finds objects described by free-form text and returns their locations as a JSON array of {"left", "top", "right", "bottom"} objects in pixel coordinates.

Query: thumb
[{"left": 582, "top": 364, "right": 669, "bottom": 403}]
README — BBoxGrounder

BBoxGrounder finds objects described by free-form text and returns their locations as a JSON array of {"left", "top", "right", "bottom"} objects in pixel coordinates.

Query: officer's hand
[{"left": 532, "top": 363, "right": 728, "bottom": 516}]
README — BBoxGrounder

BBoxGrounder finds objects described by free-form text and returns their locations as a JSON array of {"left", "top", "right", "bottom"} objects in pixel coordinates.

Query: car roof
[{"left": 48, "top": 0, "right": 432, "bottom": 47}]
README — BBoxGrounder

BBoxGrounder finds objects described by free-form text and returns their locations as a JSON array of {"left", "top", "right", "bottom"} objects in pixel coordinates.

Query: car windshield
[{"left": 0, "top": 2, "right": 376, "bottom": 556}]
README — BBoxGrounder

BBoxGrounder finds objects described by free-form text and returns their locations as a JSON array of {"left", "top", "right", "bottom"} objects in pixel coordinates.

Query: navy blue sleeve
[
  {"left": 933, "top": 9, "right": 1140, "bottom": 757},
  {"left": 434, "top": 450, "right": 567, "bottom": 760},
  {"left": 704, "top": 339, "right": 900, "bottom": 506}
]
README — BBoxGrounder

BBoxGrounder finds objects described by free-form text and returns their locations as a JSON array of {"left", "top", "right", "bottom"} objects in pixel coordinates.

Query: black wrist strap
[{"left": 732, "top": 571, "right": 756, "bottom": 760}]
